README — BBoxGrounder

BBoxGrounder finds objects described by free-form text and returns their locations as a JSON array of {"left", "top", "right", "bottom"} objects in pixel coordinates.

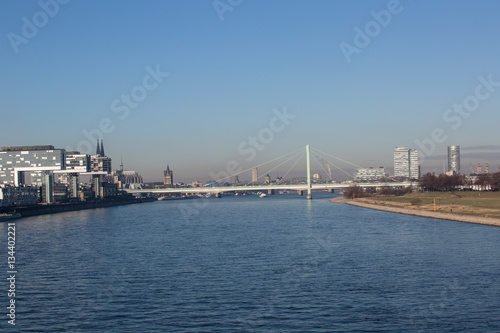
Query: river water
[{"left": 2, "top": 192, "right": 500, "bottom": 332}]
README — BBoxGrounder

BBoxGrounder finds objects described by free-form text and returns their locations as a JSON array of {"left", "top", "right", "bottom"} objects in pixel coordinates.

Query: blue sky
[{"left": 1, "top": 0, "right": 500, "bottom": 182}]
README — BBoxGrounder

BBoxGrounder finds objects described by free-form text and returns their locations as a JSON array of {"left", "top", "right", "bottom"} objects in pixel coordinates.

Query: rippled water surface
[{"left": 2, "top": 192, "right": 500, "bottom": 332}]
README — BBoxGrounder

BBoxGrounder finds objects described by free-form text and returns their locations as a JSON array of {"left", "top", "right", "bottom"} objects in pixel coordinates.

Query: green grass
[{"left": 374, "top": 191, "right": 500, "bottom": 211}]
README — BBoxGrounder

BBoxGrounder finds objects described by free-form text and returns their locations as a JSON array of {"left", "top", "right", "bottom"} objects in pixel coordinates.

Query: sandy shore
[{"left": 329, "top": 196, "right": 500, "bottom": 227}]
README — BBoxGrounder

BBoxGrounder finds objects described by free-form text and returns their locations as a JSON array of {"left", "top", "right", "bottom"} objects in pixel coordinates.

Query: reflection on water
[{"left": 5, "top": 192, "right": 500, "bottom": 332}]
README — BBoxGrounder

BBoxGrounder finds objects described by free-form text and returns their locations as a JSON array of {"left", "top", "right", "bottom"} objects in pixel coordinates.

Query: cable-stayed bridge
[{"left": 125, "top": 145, "right": 415, "bottom": 199}]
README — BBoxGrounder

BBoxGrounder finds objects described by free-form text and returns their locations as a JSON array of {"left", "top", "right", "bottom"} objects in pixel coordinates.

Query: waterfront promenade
[{"left": 330, "top": 196, "right": 500, "bottom": 227}]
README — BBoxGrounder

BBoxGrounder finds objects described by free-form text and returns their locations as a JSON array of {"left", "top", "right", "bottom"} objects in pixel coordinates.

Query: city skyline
[{"left": 2, "top": 1, "right": 500, "bottom": 182}]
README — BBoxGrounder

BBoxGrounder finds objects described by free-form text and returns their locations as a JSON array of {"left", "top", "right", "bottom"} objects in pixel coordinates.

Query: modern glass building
[
  {"left": 65, "top": 152, "right": 91, "bottom": 172},
  {"left": 0, "top": 145, "right": 65, "bottom": 186},
  {"left": 447, "top": 145, "right": 460, "bottom": 174},
  {"left": 394, "top": 146, "right": 419, "bottom": 179}
]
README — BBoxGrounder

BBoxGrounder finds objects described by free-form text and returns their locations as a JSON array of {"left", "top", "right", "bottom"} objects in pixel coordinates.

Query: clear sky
[{"left": 2, "top": 0, "right": 500, "bottom": 182}]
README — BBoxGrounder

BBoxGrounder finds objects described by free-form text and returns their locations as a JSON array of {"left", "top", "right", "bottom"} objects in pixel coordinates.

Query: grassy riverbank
[
  {"left": 330, "top": 191, "right": 500, "bottom": 227},
  {"left": 372, "top": 191, "right": 500, "bottom": 219}
]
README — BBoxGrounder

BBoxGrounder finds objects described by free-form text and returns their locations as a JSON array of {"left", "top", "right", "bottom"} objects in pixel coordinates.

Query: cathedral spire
[
  {"left": 100, "top": 140, "right": 105, "bottom": 156},
  {"left": 96, "top": 139, "right": 101, "bottom": 156}
]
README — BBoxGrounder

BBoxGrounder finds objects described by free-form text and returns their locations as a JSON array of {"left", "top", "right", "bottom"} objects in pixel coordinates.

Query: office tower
[
  {"left": 234, "top": 175, "right": 239, "bottom": 184},
  {"left": 251, "top": 168, "right": 258, "bottom": 183},
  {"left": 265, "top": 174, "right": 271, "bottom": 184},
  {"left": 447, "top": 145, "right": 460, "bottom": 174},
  {"left": 394, "top": 146, "right": 419, "bottom": 179},
  {"left": 485, "top": 163, "right": 489, "bottom": 174},
  {"left": 477, "top": 163, "right": 481, "bottom": 174}
]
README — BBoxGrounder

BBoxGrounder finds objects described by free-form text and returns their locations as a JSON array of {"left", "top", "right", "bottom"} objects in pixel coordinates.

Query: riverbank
[
  {"left": 330, "top": 196, "right": 500, "bottom": 227},
  {"left": 0, "top": 197, "right": 156, "bottom": 219}
]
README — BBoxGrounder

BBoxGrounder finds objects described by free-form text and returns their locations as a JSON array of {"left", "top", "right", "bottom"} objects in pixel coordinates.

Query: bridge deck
[{"left": 125, "top": 182, "right": 415, "bottom": 194}]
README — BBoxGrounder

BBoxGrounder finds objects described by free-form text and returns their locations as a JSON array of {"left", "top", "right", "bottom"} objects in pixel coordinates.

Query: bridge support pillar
[
  {"left": 298, "top": 190, "right": 303, "bottom": 196},
  {"left": 306, "top": 145, "right": 312, "bottom": 200},
  {"left": 215, "top": 193, "right": 222, "bottom": 198},
  {"left": 267, "top": 189, "right": 275, "bottom": 195},
  {"left": 328, "top": 188, "right": 335, "bottom": 193}
]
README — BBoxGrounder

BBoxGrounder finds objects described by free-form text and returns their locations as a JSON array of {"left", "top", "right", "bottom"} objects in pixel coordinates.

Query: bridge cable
[
  {"left": 277, "top": 151, "right": 306, "bottom": 184},
  {"left": 311, "top": 152, "right": 333, "bottom": 181},
  {"left": 311, "top": 148, "right": 364, "bottom": 169},
  {"left": 244, "top": 149, "right": 304, "bottom": 186},
  {"left": 212, "top": 146, "right": 305, "bottom": 184},
  {"left": 311, "top": 151, "right": 355, "bottom": 179}
]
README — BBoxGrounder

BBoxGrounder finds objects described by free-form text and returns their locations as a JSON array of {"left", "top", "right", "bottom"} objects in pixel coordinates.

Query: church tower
[
  {"left": 96, "top": 139, "right": 101, "bottom": 156},
  {"left": 163, "top": 165, "right": 173, "bottom": 188}
]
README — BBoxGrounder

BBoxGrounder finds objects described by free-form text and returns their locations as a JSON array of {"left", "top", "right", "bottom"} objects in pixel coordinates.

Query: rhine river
[{"left": 2, "top": 192, "right": 500, "bottom": 332}]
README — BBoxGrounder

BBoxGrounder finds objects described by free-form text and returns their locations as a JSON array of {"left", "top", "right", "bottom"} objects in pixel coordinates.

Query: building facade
[
  {"left": 90, "top": 140, "right": 112, "bottom": 173},
  {"left": 103, "top": 158, "right": 143, "bottom": 188},
  {"left": 251, "top": 168, "right": 258, "bottom": 183},
  {"left": 394, "top": 146, "right": 419, "bottom": 179},
  {"left": 0, "top": 185, "right": 39, "bottom": 207},
  {"left": 447, "top": 145, "right": 460, "bottom": 174},
  {"left": 0, "top": 145, "right": 65, "bottom": 186},
  {"left": 354, "top": 167, "right": 386, "bottom": 181},
  {"left": 65, "top": 152, "right": 91, "bottom": 172}
]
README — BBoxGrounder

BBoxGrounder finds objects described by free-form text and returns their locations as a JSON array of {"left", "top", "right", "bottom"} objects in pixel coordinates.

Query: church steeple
[
  {"left": 163, "top": 164, "right": 173, "bottom": 188},
  {"left": 100, "top": 140, "right": 105, "bottom": 156},
  {"left": 96, "top": 139, "right": 101, "bottom": 156}
]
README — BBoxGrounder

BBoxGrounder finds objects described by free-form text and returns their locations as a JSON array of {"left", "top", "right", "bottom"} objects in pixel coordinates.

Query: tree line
[
  {"left": 419, "top": 172, "right": 500, "bottom": 191},
  {"left": 343, "top": 171, "right": 500, "bottom": 198}
]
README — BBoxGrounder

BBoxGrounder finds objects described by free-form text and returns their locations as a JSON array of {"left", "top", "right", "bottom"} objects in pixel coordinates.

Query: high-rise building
[
  {"left": 394, "top": 146, "right": 419, "bottom": 179},
  {"left": 477, "top": 163, "right": 482, "bottom": 174},
  {"left": 251, "top": 168, "right": 258, "bottom": 183},
  {"left": 485, "top": 163, "right": 489, "bottom": 174},
  {"left": 265, "top": 174, "right": 271, "bottom": 184},
  {"left": 447, "top": 145, "right": 460, "bottom": 174}
]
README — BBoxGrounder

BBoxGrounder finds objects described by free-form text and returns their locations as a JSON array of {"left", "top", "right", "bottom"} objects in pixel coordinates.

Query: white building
[
  {"left": 354, "top": 167, "right": 386, "bottom": 181},
  {"left": 394, "top": 146, "right": 419, "bottom": 179},
  {"left": 448, "top": 145, "right": 460, "bottom": 174}
]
